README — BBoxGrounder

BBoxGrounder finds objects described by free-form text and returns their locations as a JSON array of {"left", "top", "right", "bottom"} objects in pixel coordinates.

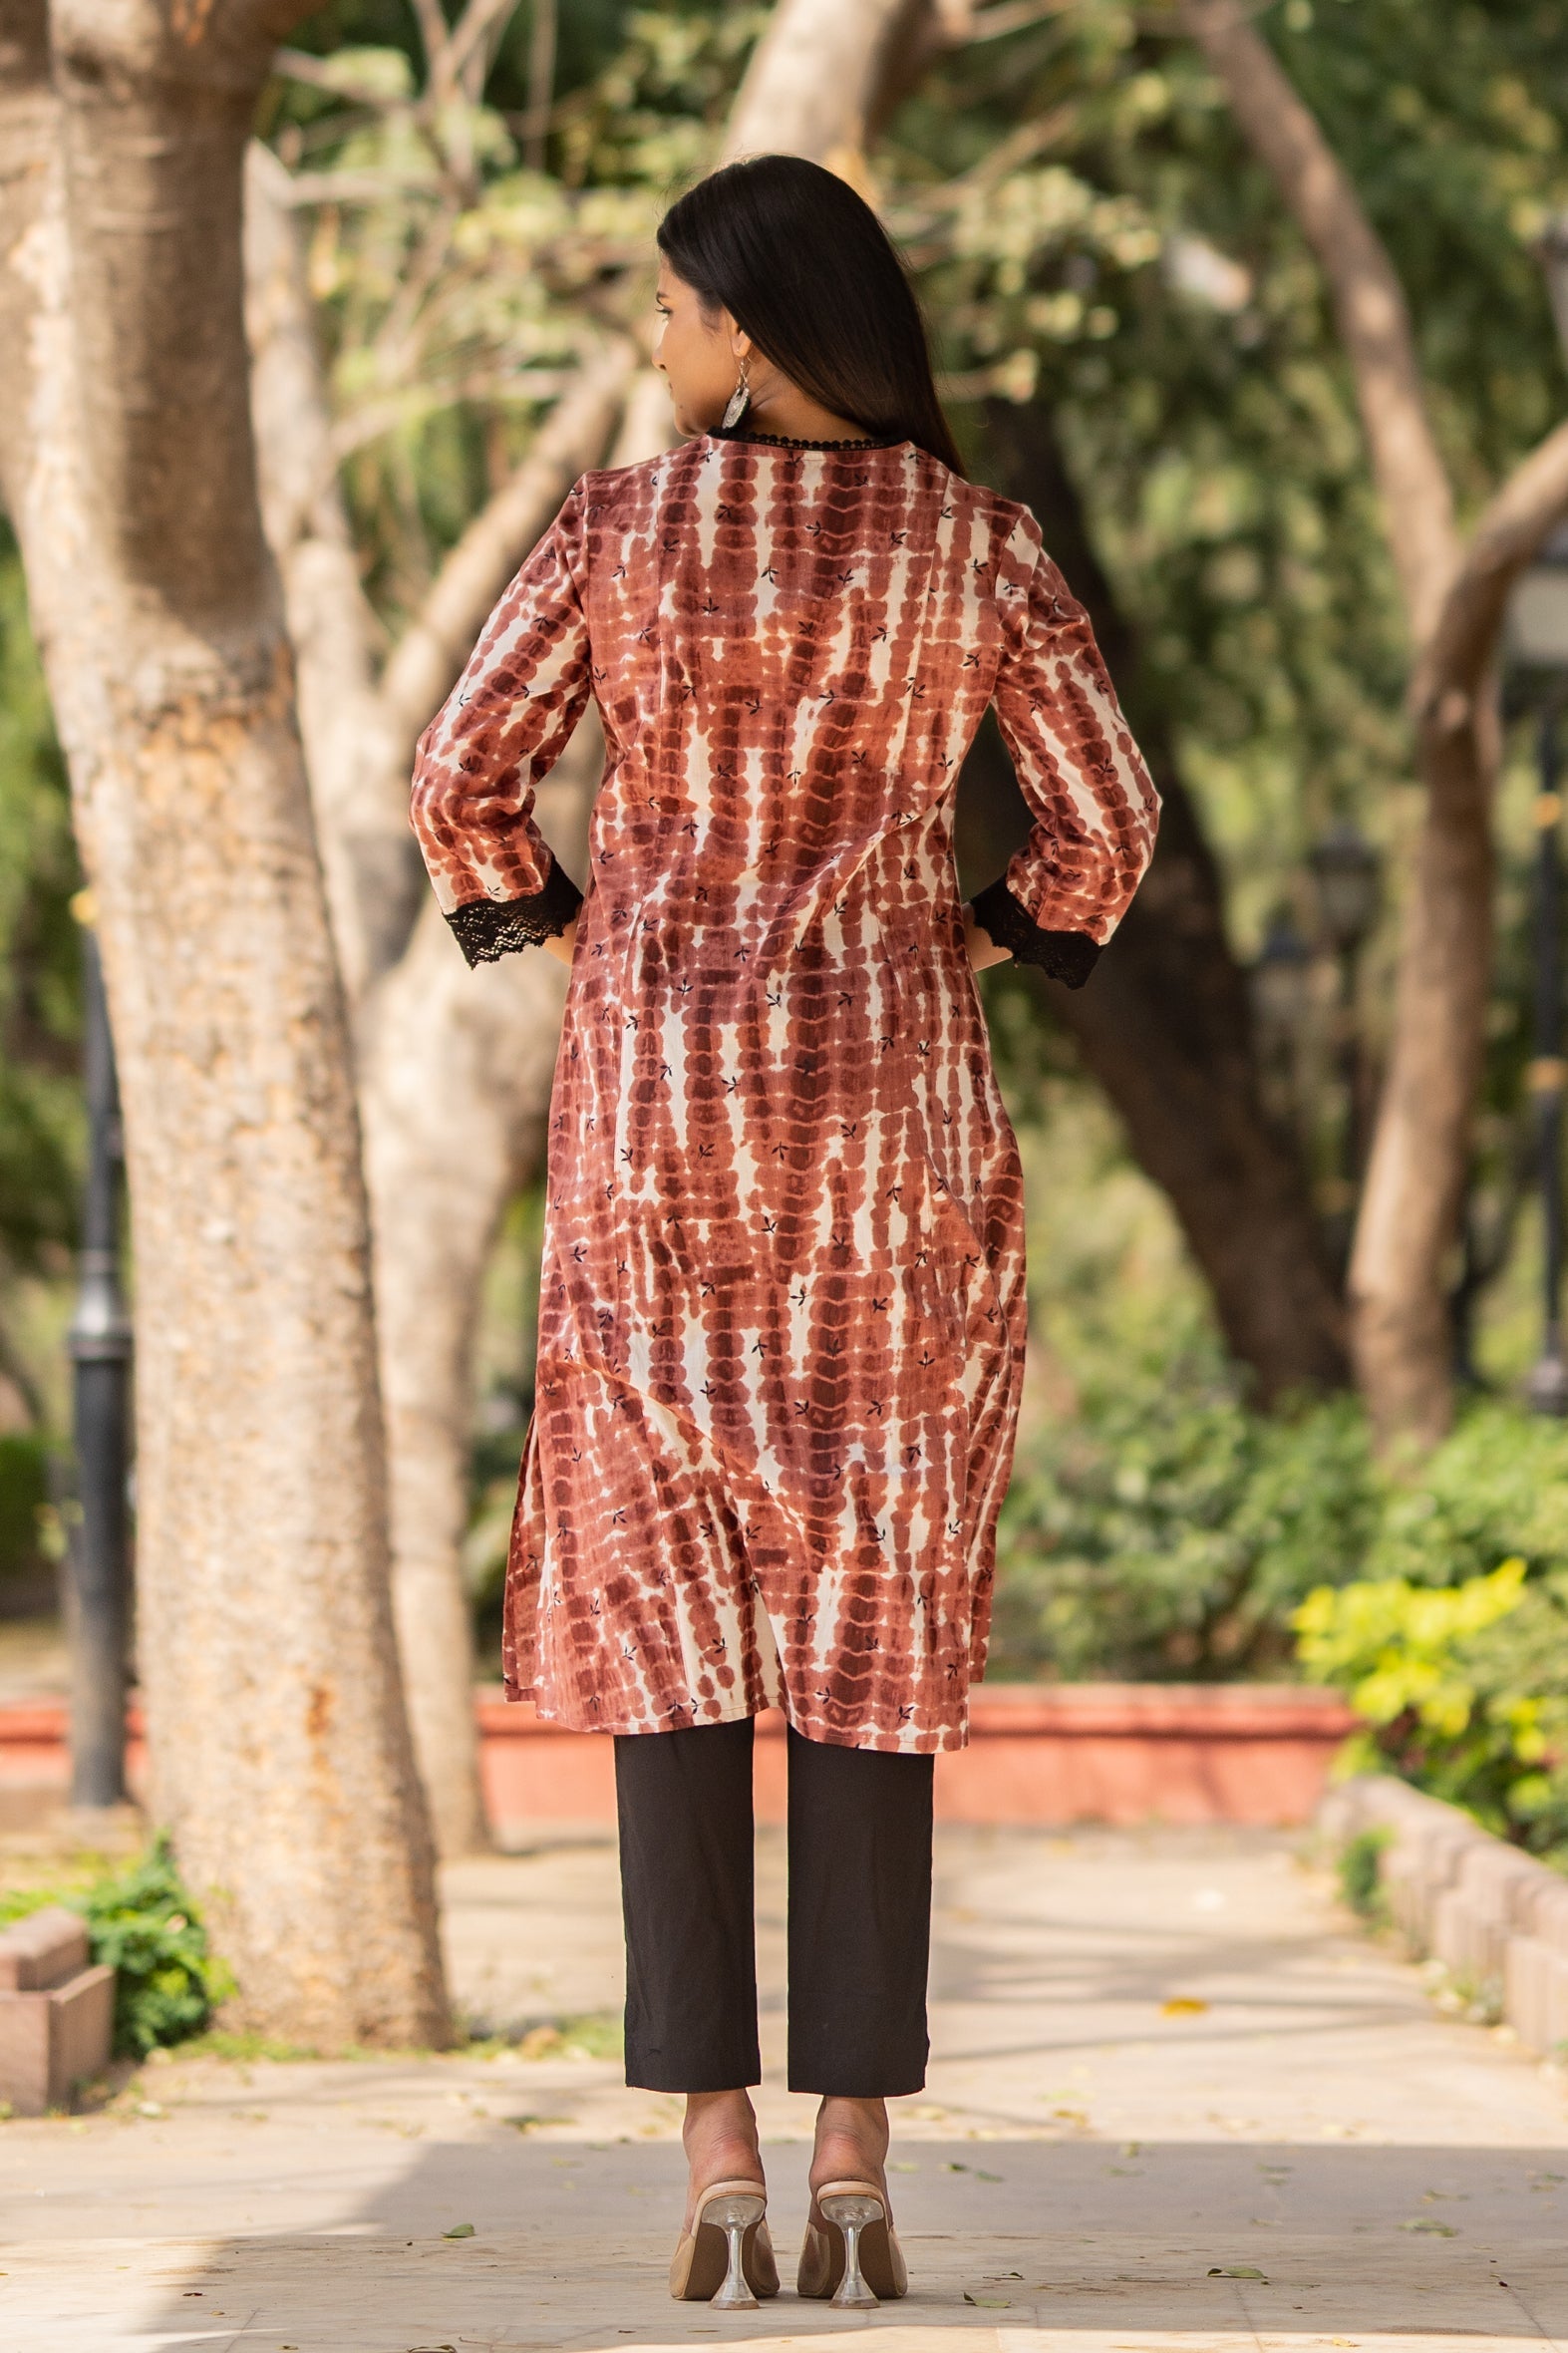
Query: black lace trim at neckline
[{"left": 712, "top": 428, "right": 905, "bottom": 453}]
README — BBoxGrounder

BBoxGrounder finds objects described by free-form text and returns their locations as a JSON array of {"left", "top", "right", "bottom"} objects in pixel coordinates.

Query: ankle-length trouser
[{"left": 613, "top": 1715, "right": 934, "bottom": 2097}]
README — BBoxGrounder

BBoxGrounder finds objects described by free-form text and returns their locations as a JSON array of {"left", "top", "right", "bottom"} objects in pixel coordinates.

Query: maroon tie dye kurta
[{"left": 411, "top": 430, "right": 1158, "bottom": 1753}]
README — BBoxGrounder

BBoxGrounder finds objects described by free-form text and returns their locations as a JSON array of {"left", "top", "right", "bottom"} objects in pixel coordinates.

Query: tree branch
[
  {"left": 444, "top": 0, "right": 518, "bottom": 103},
  {"left": 0, "top": 2, "right": 55, "bottom": 532},
  {"left": 1341, "top": 420, "right": 1568, "bottom": 1450},
  {"left": 379, "top": 336, "right": 636, "bottom": 757},
  {"left": 408, "top": 0, "right": 453, "bottom": 93},
  {"left": 245, "top": 140, "right": 425, "bottom": 1001},
  {"left": 1412, "top": 417, "right": 1568, "bottom": 760},
  {"left": 1183, "top": 0, "right": 1457, "bottom": 646},
  {"left": 722, "top": 0, "right": 925, "bottom": 167}
]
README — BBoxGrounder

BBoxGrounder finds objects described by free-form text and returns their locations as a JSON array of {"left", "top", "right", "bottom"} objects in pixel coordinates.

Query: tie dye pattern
[{"left": 411, "top": 432, "right": 1158, "bottom": 1752}]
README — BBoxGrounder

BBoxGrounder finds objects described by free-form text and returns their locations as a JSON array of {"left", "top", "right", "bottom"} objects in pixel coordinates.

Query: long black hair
[{"left": 657, "top": 155, "right": 965, "bottom": 476}]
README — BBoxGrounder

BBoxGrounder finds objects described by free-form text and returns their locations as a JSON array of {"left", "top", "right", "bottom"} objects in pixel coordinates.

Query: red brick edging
[
  {"left": 475, "top": 1681, "right": 1356, "bottom": 1832},
  {"left": 0, "top": 1683, "right": 1357, "bottom": 1834}
]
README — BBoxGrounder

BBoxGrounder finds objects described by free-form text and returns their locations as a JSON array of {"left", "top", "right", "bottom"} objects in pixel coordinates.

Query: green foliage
[
  {"left": 81, "top": 1840, "right": 235, "bottom": 2056},
  {"left": 1295, "top": 1562, "right": 1568, "bottom": 1862},
  {"left": 993, "top": 1376, "right": 1568, "bottom": 1722},
  {"left": 0, "top": 1432, "right": 50, "bottom": 1590},
  {"left": 992, "top": 1363, "right": 1378, "bottom": 1679},
  {"left": 1337, "top": 1827, "right": 1392, "bottom": 1923},
  {"left": 1, "top": 1838, "right": 234, "bottom": 2056},
  {"left": 1363, "top": 1407, "right": 1568, "bottom": 1586},
  {"left": 513, "top": 2009, "right": 623, "bottom": 2060},
  {"left": 1295, "top": 1555, "right": 1530, "bottom": 1727},
  {"left": 0, "top": 537, "right": 81, "bottom": 1282},
  {"left": 181, "top": 2028, "right": 318, "bottom": 2063}
]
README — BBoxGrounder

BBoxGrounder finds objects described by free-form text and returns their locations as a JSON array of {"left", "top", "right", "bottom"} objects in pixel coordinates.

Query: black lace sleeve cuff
[
  {"left": 970, "top": 877, "right": 1102, "bottom": 989},
  {"left": 445, "top": 857, "right": 584, "bottom": 968}
]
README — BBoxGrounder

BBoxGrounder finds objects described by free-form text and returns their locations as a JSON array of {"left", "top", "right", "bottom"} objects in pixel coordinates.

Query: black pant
[{"left": 613, "top": 1716, "right": 934, "bottom": 2097}]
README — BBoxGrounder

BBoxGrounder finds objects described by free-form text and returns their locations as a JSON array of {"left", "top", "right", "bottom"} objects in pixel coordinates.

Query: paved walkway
[{"left": 3, "top": 1824, "right": 1566, "bottom": 2351}]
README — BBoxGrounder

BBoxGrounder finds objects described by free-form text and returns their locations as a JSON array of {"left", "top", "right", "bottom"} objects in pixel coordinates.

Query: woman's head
[{"left": 654, "top": 155, "right": 964, "bottom": 474}]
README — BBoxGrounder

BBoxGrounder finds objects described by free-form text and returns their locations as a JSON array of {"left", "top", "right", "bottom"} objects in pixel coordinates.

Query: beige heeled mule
[
  {"left": 669, "top": 2178, "right": 780, "bottom": 2309},
  {"left": 796, "top": 2178, "right": 909, "bottom": 2308}
]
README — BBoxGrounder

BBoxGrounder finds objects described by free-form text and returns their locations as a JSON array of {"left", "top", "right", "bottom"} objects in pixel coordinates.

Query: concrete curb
[{"left": 1317, "top": 1773, "right": 1568, "bottom": 2059}]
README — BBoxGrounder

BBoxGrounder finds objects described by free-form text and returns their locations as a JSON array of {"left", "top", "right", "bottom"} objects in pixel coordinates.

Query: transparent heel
[
  {"left": 819, "top": 2193, "right": 884, "bottom": 2310},
  {"left": 669, "top": 2180, "right": 777, "bottom": 2305},
  {"left": 707, "top": 2191, "right": 767, "bottom": 2311},
  {"left": 796, "top": 2178, "right": 908, "bottom": 2304}
]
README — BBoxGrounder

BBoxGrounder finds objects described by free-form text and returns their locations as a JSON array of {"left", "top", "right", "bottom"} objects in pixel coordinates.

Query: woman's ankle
[
  {"left": 809, "top": 2095, "right": 890, "bottom": 2191},
  {"left": 682, "top": 2089, "right": 764, "bottom": 2202}
]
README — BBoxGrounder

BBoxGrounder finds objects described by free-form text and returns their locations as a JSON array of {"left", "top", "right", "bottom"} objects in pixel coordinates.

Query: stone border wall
[{"left": 1318, "top": 1774, "right": 1568, "bottom": 2061}]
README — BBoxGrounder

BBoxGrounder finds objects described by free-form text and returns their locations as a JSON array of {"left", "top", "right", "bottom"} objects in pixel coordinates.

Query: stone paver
[{"left": 1, "top": 1824, "right": 1565, "bottom": 2351}]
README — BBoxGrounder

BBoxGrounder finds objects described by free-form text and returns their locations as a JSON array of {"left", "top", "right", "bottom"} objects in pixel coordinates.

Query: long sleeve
[
  {"left": 970, "top": 506, "right": 1160, "bottom": 987},
  {"left": 410, "top": 479, "right": 593, "bottom": 967}
]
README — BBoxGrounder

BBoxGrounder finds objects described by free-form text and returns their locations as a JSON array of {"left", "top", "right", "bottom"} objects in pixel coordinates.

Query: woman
[{"left": 411, "top": 153, "right": 1158, "bottom": 2310}]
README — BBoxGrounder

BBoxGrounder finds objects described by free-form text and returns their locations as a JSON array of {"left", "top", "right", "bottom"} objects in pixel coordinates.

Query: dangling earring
[{"left": 721, "top": 354, "right": 751, "bottom": 432}]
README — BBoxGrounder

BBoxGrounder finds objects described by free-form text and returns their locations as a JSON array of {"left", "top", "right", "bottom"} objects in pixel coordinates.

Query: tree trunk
[
  {"left": 244, "top": 149, "right": 634, "bottom": 1854},
  {"left": 969, "top": 400, "right": 1347, "bottom": 1400},
  {"left": 244, "top": 146, "right": 424, "bottom": 1006},
  {"left": 0, "top": 0, "right": 447, "bottom": 2042},
  {"left": 1182, "top": 0, "right": 1493, "bottom": 1445},
  {"left": 723, "top": 0, "right": 924, "bottom": 165},
  {"left": 1351, "top": 422, "right": 1568, "bottom": 1443}
]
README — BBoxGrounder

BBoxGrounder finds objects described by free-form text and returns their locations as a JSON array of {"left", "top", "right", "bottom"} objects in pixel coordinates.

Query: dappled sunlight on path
[{"left": 2, "top": 1827, "right": 1565, "bottom": 2349}]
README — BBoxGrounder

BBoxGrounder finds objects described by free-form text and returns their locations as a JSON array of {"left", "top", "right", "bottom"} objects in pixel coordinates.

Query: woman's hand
[
  {"left": 962, "top": 901, "right": 1013, "bottom": 973},
  {"left": 542, "top": 917, "right": 578, "bottom": 969}
]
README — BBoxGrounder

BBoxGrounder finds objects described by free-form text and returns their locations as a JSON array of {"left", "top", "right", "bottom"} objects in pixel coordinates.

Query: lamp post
[
  {"left": 1250, "top": 904, "right": 1314, "bottom": 1146},
  {"left": 1505, "top": 524, "right": 1568, "bottom": 1415},
  {"left": 66, "top": 917, "right": 134, "bottom": 1808},
  {"left": 1251, "top": 906, "right": 1314, "bottom": 1047}
]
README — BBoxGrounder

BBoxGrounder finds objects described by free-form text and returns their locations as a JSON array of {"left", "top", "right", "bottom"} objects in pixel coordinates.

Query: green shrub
[
  {"left": 990, "top": 1365, "right": 1379, "bottom": 1679},
  {"left": 991, "top": 1381, "right": 1568, "bottom": 1690},
  {"left": 1337, "top": 1826, "right": 1393, "bottom": 1921},
  {"left": 82, "top": 1839, "right": 235, "bottom": 2055},
  {"left": 1, "top": 1837, "right": 233, "bottom": 2055},
  {"left": 1362, "top": 1407, "right": 1568, "bottom": 1589},
  {"left": 1294, "top": 1562, "right": 1568, "bottom": 1862}
]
